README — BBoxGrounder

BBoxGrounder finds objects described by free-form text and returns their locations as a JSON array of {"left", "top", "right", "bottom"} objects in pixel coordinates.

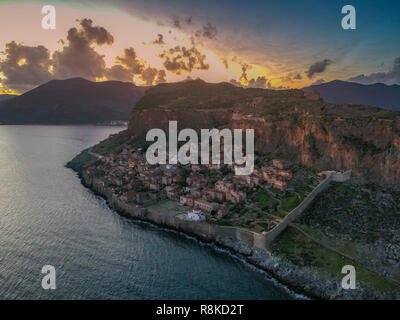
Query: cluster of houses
[
  {"left": 86, "top": 145, "right": 293, "bottom": 222},
  {"left": 179, "top": 159, "right": 292, "bottom": 221}
]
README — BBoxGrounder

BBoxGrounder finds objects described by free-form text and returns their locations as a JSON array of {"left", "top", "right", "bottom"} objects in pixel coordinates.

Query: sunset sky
[{"left": 1, "top": 0, "right": 400, "bottom": 94}]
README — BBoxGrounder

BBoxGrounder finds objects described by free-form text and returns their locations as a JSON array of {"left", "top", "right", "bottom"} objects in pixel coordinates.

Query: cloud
[
  {"left": 152, "top": 34, "right": 165, "bottom": 45},
  {"left": 172, "top": 16, "right": 181, "bottom": 29},
  {"left": 0, "top": 19, "right": 169, "bottom": 91},
  {"left": 281, "top": 72, "right": 303, "bottom": 83},
  {"left": 107, "top": 47, "right": 166, "bottom": 85},
  {"left": 230, "top": 75, "right": 284, "bottom": 89},
  {"left": 159, "top": 46, "right": 210, "bottom": 74},
  {"left": 239, "top": 61, "right": 251, "bottom": 82},
  {"left": 78, "top": 18, "right": 114, "bottom": 45},
  {"left": 247, "top": 76, "right": 267, "bottom": 88},
  {"left": 222, "top": 58, "right": 229, "bottom": 69},
  {"left": 185, "top": 16, "right": 193, "bottom": 25},
  {"left": 105, "top": 64, "right": 133, "bottom": 82},
  {"left": 199, "top": 23, "right": 217, "bottom": 40},
  {"left": 0, "top": 41, "right": 53, "bottom": 92},
  {"left": 306, "top": 59, "right": 332, "bottom": 79},
  {"left": 52, "top": 18, "right": 114, "bottom": 80},
  {"left": 348, "top": 56, "right": 400, "bottom": 85},
  {"left": 229, "top": 59, "right": 278, "bottom": 89},
  {"left": 140, "top": 66, "right": 166, "bottom": 85},
  {"left": 114, "top": 47, "right": 145, "bottom": 75}
]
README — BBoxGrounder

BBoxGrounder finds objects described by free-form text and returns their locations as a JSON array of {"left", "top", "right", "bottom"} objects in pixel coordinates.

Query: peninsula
[{"left": 68, "top": 80, "right": 400, "bottom": 299}]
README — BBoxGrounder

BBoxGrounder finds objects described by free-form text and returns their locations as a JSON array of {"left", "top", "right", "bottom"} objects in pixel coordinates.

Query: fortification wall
[
  {"left": 263, "top": 172, "right": 334, "bottom": 246},
  {"left": 331, "top": 170, "right": 352, "bottom": 182},
  {"left": 82, "top": 170, "right": 348, "bottom": 254}
]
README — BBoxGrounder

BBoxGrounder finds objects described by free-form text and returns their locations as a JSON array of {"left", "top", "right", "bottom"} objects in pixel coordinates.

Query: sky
[{"left": 0, "top": 0, "right": 400, "bottom": 94}]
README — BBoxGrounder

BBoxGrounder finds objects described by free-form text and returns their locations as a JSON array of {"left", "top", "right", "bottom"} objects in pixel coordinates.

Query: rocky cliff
[{"left": 128, "top": 80, "right": 400, "bottom": 186}]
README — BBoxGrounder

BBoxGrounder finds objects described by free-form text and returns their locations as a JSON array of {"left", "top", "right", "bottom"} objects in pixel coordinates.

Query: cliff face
[
  {"left": 128, "top": 80, "right": 400, "bottom": 186},
  {"left": 231, "top": 117, "right": 400, "bottom": 185},
  {"left": 129, "top": 108, "right": 233, "bottom": 138}
]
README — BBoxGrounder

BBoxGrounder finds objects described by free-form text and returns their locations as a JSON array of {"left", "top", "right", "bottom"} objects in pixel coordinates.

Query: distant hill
[
  {"left": 303, "top": 80, "right": 400, "bottom": 111},
  {"left": 0, "top": 78, "right": 148, "bottom": 124}
]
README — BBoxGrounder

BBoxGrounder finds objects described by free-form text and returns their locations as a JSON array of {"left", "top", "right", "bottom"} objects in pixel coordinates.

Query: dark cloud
[
  {"left": 52, "top": 18, "right": 114, "bottom": 80},
  {"left": 172, "top": 16, "right": 181, "bottom": 29},
  {"left": 222, "top": 58, "right": 229, "bottom": 69},
  {"left": 0, "top": 18, "right": 168, "bottom": 91},
  {"left": 0, "top": 41, "right": 53, "bottom": 92},
  {"left": 185, "top": 16, "right": 193, "bottom": 25},
  {"left": 348, "top": 56, "right": 400, "bottom": 85},
  {"left": 200, "top": 23, "right": 217, "bottom": 40},
  {"left": 159, "top": 46, "right": 209, "bottom": 74},
  {"left": 152, "top": 34, "right": 165, "bottom": 45},
  {"left": 239, "top": 62, "right": 251, "bottom": 82},
  {"left": 247, "top": 76, "right": 267, "bottom": 88},
  {"left": 115, "top": 47, "right": 145, "bottom": 75},
  {"left": 105, "top": 65, "right": 133, "bottom": 82},
  {"left": 230, "top": 76, "right": 283, "bottom": 89},
  {"left": 193, "top": 23, "right": 218, "bottom": 41},
  {"left": 306, "top": 59, "right": 332, "bottom": 79},
  {"left": 107, "top": 47, "right": 166, "bottom": 85},
  {"left": 282, "top": 73, "right": 303, "bottom": 83},
  {"left": 79, "top": 18, "right": 114, "bottom": 45},
  {"left": 140, "top": 66, "right": 166, "bottom": 85}
]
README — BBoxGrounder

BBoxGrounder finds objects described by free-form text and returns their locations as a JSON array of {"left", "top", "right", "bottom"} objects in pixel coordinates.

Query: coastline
[{"left": 67, "top": 163, "right": 386, "bottom": 300}]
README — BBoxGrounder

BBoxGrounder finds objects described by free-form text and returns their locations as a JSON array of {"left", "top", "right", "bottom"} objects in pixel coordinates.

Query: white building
[{"left": 187, "top": 208, "right": 206, "bottom": 221}]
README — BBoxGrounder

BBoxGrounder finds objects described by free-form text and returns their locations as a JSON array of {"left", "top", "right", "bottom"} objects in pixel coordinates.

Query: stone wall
[
  {"left": 82, "top": 170, "right": 348, "bottom": 254},
  {"left": 82, "top": 174, "right": 265, "bottom": 255},
  {"left": 331, "top": 170, "right": 352, "bottom": 182},
  {"left": 263, "top": 172, "right": 335, "bottom": 247}
]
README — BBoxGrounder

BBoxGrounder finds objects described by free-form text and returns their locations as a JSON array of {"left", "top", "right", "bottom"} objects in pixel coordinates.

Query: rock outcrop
[{"left": 128, "top": 80, "right": 400, "bottom": 187}]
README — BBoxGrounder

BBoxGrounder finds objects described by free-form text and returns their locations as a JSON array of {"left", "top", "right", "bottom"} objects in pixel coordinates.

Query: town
[{"left": 84, "top": 140, "right": 323, "bottom": 233}]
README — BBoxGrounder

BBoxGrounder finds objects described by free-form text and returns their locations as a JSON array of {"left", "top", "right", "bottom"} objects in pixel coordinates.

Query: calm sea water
[{"left": 0, "top": 125, "right": 290, "bottom": 299}]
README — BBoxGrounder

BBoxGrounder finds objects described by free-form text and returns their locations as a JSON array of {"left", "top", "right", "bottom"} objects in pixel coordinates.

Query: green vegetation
[
  {"left": 135, "top": 80, "right": 240, "bottom": 110},
  {"left": 270, "top": 187, "right": 284, "bottom": 195},
  {"left": 257, "top": 222, "right": 269, "bottom": 231},
  {"left": 305, "top": 133, "right": 322, "bottom": 159},
  {"left": 272, "top": 210, "right": 286, "bottom": 218},
  {"left": 66, "top": 150, "right": 97, "bottom": 172},
  {"left": 92, "top": 130, "right": 129, "bottom": 155},
  {"left": 281, "top": 196, "right": 301, "bottom": 212},
  {"left": 272, "top": 227, "right": 400, "bottom": 293},
  {"left": 256, "top": 189, "right": 279, "bottom": 209},
  {"left": 339, "top": 135, "right": 382, "bottom": 157}
]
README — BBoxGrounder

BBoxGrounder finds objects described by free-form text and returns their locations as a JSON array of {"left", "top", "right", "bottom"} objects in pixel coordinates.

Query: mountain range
[
  {"left": 0, "top": 78, "right": 148, "bottom": 124},
  {"left": 303, "top": 80, "right": 400, "bottom": 111},
  {"left": 1, "top": 77, "right": 400, "bottom": 125}
]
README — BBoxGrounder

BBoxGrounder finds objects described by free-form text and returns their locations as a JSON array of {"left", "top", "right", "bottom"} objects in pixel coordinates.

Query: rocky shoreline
[{"left": 67, "top": 162, "right": 390, "bottom": 300}]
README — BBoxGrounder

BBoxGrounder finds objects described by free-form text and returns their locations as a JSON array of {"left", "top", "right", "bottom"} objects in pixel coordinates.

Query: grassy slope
[
  {"left": 272, "top": 226, "right": 400, "bottom": 294},
  {"left": 67, "top": 130, "right": 129, "bottom": 172}
]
